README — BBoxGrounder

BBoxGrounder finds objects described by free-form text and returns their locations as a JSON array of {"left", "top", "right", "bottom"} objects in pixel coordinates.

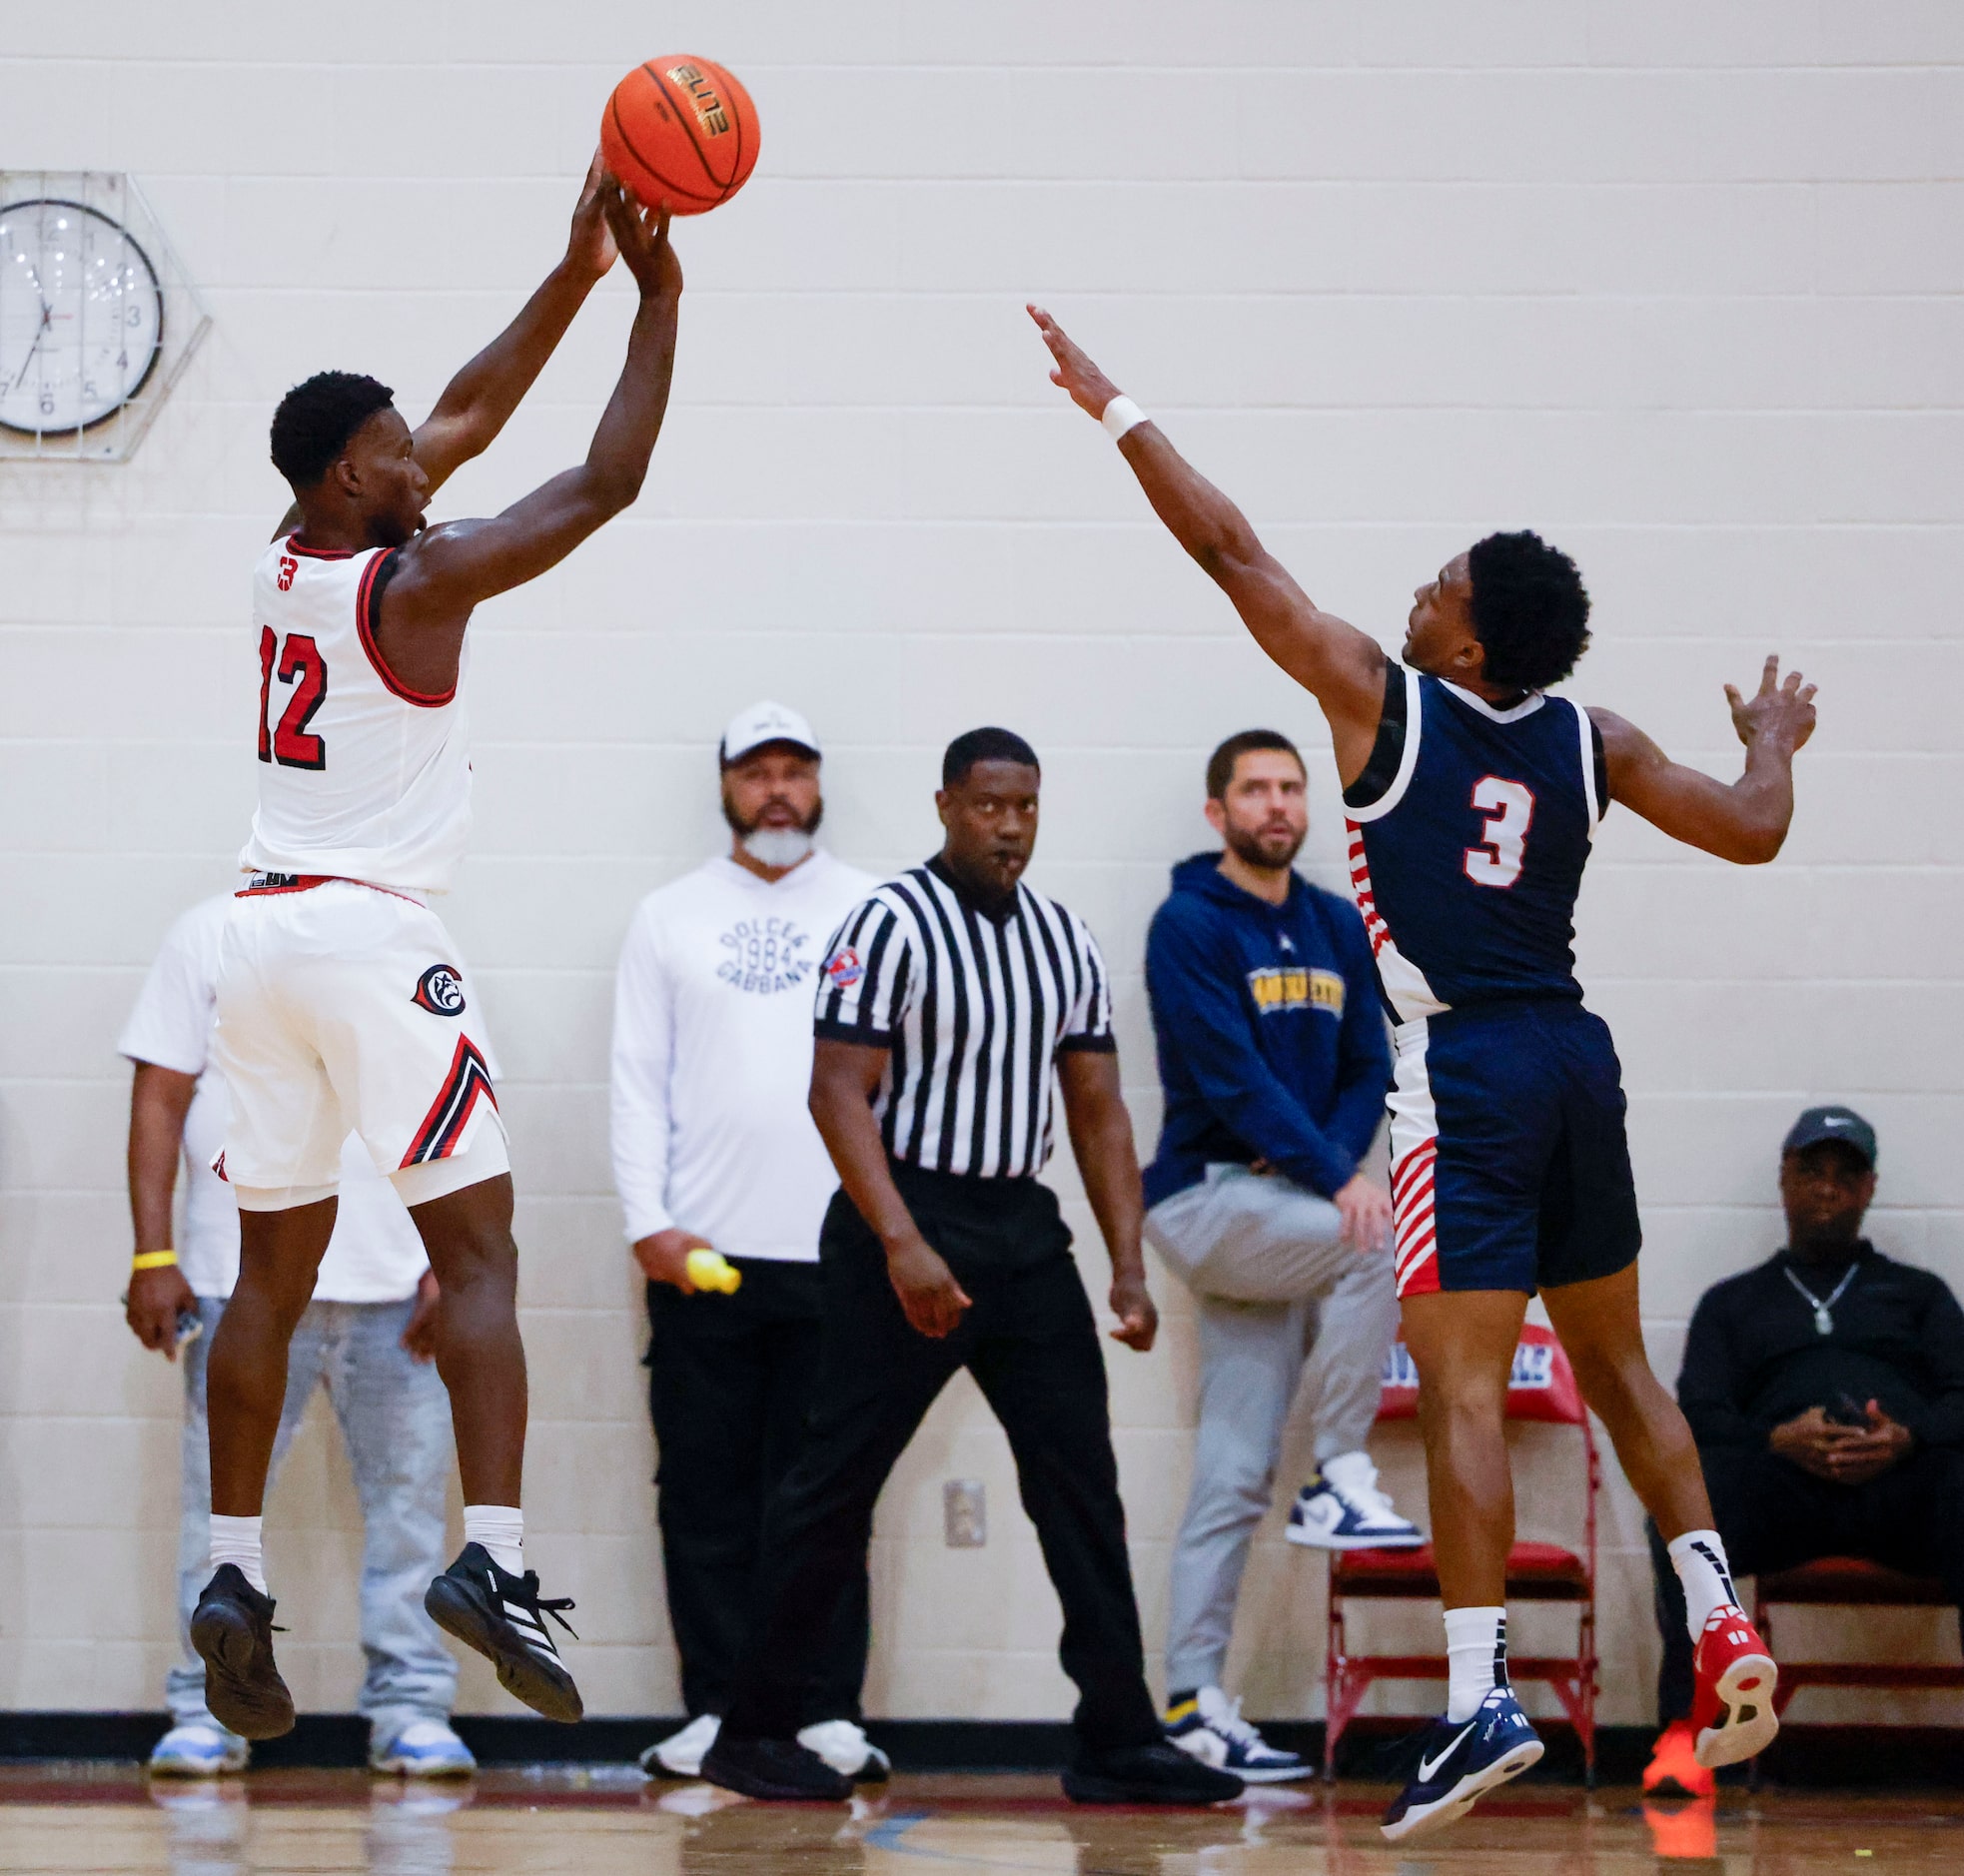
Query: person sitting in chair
[{"left": 1643, "top": 1106, "right": 1964, "bottom": 1796}]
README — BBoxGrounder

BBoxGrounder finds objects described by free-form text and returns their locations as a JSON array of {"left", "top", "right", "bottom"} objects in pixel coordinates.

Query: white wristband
[{"left": 1101, "top": 395, "right": 1147, "bottom": 443}]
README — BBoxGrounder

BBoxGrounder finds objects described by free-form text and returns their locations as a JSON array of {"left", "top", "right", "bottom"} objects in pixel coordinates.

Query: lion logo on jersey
[{"left": 412, "top": 964, "right": 467, "bottom": 1016}]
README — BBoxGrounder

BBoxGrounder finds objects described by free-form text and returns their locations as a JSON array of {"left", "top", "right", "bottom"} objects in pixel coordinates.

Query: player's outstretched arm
[
  {"left": 266, "top": 161, "right": 622, "bottom": 543},
  {"left": 1028, "top": 305, "right": 1386, "bottom": 766},
  {"left": 374, "top": 185, "right": 681, "bottom": 688},
  {"left": 1592, "top": 655, "right": 1817, "bottom": 864},
  {"left": 411, "top": 155, "right": 622, "bottom": 498}
]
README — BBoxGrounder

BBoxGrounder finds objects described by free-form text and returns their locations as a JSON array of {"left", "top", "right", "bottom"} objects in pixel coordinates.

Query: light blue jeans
[{"left": 171, "top": 1294, "right": 459, "bottom": 1743}]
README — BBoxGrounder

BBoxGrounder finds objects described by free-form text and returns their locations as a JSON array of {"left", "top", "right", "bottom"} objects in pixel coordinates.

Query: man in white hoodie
[{"left": 610, "top": 702, "right": 884, "bottom": 1781}]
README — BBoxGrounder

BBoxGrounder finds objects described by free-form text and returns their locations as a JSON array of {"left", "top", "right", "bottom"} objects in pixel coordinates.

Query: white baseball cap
[{"left": 719, "top": 700, "right": 821, "bottom": 766}]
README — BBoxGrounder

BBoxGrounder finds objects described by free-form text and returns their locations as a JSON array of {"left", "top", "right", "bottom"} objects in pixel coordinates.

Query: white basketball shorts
[{"left": 212, "top": 877, "right": 509, "bottom": 1212}]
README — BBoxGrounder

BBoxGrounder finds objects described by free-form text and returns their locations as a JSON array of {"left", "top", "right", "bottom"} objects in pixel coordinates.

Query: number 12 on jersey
[
  {"left": 258, "top": 626, "right": 329, "bottom": 770},
  {"left": 1464, "top": 776, "right": 1534, "bottom": 889}
]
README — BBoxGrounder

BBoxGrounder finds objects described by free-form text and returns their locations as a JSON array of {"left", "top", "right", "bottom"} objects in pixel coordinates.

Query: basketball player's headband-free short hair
[
  {"left": 943, "top": 727, "right": 1041, "bottom": 787},
  {"left": 270, "top": 371, "right": 397, "bottom": 490},
  {"left": 1206, "top": 729, "right": 1304, "bottom": 801},
  {"left": 1466, "top": 529, "right": 1592, "bottom": 693}
]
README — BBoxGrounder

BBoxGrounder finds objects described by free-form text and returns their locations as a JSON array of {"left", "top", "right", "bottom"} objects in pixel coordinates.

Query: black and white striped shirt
[{"left": 813, "top": 858, "right": 1117, "bottom": 1179}]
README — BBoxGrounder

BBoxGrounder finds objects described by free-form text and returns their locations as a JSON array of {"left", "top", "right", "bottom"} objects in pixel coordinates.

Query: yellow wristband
[{"left": 131, "top": 1250, "right": 179, "bottom": 1272}]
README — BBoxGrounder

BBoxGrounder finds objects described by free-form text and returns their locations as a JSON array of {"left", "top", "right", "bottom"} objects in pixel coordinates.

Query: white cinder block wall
[{"left": 2, "top": 3, "right": 1959, "bottom": 1727}]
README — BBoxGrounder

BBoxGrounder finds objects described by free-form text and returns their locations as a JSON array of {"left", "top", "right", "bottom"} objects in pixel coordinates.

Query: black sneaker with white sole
[
  {"left": 424, "top": 1542, "right": 582, "bottom": 1723},
  {"left": 189, "top": 1564, "right": 295, "bottom": 1741}
]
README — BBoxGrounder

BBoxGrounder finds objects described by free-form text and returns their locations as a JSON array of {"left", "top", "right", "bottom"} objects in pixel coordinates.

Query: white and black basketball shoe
[{"left": 425, "top": 1543, "right": 583, "bottom": 1723}]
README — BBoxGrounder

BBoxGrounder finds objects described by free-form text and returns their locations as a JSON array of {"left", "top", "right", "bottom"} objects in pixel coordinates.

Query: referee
[{"left": 701, "top": 729, "right": 1243, "bottom": 1807}]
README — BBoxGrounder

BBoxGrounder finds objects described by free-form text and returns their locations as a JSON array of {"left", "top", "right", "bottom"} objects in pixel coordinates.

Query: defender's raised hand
[
  {"left": 565, "top": 152, "right": 620, "bottom": 283},
  {"left": 1028, "top": 304, "right": 1123, "bottom": 419},
  {"left": 1727, "top": 655, "right": 1817, "bottom": 753},
  {"left": 600, "top": 180, "right": 682, "bottom": 302}
]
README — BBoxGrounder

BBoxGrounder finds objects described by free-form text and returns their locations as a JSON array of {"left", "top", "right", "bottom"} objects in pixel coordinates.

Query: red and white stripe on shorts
[{"left": 1391, "top": 1138, "right": 1442, "bottom": 1297}]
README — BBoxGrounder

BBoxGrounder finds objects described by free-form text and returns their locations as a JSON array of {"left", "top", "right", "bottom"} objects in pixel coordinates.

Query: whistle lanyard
[{"left": 1783, "top": 1261, "right": 1859, "bottom": 1337}]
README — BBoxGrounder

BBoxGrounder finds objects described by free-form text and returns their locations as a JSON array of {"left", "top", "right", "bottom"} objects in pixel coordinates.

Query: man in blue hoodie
[{"left": 1147, "top": 730, "right": 1417, "bottom": 1782}]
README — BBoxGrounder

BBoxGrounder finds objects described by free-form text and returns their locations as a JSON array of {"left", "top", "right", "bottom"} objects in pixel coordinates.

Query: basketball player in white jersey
[{"left": 190, "top": 170, "right": 682, "bottom": 1739}]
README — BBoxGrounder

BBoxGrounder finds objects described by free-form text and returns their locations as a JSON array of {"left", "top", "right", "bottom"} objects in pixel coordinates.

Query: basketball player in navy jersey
[
  {"left": 1031, "top": 308, "right": 1815, "bottom": 1841},
  {"left": 190, "top": 172, "right": 681, "bottom": 1741}
]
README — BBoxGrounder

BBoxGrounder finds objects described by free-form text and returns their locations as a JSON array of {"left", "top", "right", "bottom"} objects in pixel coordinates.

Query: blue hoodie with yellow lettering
[{"left": 1142, "top": 852, "right": 1391, "bottom": 1210}]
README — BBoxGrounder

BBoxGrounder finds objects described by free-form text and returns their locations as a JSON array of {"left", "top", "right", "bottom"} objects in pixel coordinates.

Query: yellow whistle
[{"left": 685, "top": 1249, "right": 742, "bottom": 1295}]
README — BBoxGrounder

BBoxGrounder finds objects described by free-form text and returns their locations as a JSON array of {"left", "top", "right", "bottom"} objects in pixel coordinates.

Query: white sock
[
  {"left": 1444, "top": 1605, "right": 1507, "bottom": 1723},
  {"left": 209, "top": 1514, "right": 267, "bottom": 1594},
  {"left": 1668, "top": 1528, "right": 1739, "bottom": 1639},
  {"left": 465, "top": 1504, "right": 524, "bottom": 1577}
]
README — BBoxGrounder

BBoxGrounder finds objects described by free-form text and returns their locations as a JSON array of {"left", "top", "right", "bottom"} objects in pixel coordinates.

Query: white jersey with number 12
[{"left": 239, "top": 536, "right": 474, "bottom": 895}]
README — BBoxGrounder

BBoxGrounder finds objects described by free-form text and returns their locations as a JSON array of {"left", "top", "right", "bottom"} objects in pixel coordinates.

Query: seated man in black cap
[{"left": 1643, "top": 1105, "right": 1964, "bottom": 1796}]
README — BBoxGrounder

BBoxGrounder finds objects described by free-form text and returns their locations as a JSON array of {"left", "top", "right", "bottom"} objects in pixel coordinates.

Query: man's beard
[
  {"left": 1224, "top": 820, "right": 1305, "bottom": 871},
  {"left": 724, "top": 791, "right": 823, "bottom": 870}
]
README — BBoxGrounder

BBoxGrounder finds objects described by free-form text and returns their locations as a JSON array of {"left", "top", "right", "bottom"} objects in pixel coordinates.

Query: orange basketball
[{"left": 601, "top": 56, "right": 760, "bottom": 216}]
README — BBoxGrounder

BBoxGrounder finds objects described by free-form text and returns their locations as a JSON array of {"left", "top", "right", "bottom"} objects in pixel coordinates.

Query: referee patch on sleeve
[{"left": 823, "top": 946, "right": 865, "bottom": 990}]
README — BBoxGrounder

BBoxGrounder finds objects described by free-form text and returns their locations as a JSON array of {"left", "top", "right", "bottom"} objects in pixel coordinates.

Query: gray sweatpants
[{"left": 1146, "top": 1163, "right": 1400, "bottom": 1694}]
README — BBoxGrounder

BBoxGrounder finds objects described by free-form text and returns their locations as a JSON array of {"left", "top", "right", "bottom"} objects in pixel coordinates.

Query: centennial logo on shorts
[
  {"left": 824, "top": 946, "right": 864, "bottom": 991},
  {"left": 412, "top": 964, "right": 467, "bottom": 1016}
]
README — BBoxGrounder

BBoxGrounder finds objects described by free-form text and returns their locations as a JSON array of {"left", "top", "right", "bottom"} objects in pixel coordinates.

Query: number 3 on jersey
[
  {"left": 1464, "top": 776, "right": 1534, "bottom": 889},
  {"left": 258, "top": 625, "right": 328, "bottom": 770}
]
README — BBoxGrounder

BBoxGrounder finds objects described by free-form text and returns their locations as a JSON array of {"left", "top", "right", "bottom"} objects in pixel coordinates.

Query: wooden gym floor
[{"left": 0, "top": 1764, "right": 1959, "bottom": 1874}]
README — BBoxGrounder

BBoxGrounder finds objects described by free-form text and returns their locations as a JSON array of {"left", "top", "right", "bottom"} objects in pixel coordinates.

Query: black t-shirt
[{"left": 1677, "top": 1241, "right": 1964, "bottom": 1452}]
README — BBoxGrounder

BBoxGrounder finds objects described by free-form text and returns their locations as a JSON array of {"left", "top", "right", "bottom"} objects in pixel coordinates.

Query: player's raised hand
[
  {"left": 1726, "top": 655, "right": 1817, "bottom": 753},
  {"left": 1028, "top": 305, "right": 1123, "bottom": 420},
  {"left": 600, "top": 179, "right": 682, "bottom": 303},
  {"left": 565, "top": 151, "right": 620, "bottom": 282}
]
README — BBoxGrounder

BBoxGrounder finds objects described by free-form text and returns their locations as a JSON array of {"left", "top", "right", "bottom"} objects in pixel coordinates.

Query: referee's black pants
[
  {"left": 1648, "top": 1443, "right": 1964, "bottom": 1723},
  {"left": 721, "top": 1166, "right": 1162, "bottom": 1752},
  {"left": 647, "top": 1259, "right": 870, "bottom": 1724}
]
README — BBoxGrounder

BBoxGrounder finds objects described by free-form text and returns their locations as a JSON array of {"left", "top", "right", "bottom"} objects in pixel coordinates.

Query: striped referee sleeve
[
  {"left": 813, "top": 896, "right": 915, "bottom": 1043},
  {"left": 1055, "top": 912, "right": 1117, "bottom": 1053}
]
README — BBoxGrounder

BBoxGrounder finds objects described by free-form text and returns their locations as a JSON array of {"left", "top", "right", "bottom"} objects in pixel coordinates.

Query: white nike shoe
[
  {"left": 640, "top": 1712, "right": 721, "bottom": 1778},
  {"left": 1287, "top": 1450, "right": 1425, "bottom": 1550},
  {"left": 796, "top": 1718, "right": 891, "bottom": 1781}
]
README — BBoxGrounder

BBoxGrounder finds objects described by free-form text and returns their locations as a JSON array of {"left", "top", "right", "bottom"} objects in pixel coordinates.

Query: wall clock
[
  {"left": 0, "top": 173, "right": 208, "bottom": 463},
  {"left": 0, "top": 198, "right": 164, "bottom": 435}
]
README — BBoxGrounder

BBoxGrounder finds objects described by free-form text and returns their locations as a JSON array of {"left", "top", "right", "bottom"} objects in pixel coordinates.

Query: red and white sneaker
[{"left": 1690, "top": 1604, "right": 1778, "bottom": 1769}]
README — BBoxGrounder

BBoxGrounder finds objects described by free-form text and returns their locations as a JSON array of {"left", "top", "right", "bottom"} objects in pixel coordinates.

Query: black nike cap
[{"left": 1781, "top": 1105, "right": 1877, "bottom": 1169}]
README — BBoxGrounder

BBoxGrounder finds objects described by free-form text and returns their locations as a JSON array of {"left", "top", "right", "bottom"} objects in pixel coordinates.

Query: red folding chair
[
  {"left": 1753, "top": 1558, "right": 1964, "bottom": 1716},
  {"left": 1324, "top": 1324, "right": 1601, "bottom": 1779}
]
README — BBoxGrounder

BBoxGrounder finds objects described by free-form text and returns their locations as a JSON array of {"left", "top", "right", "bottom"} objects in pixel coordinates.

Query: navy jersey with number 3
[{"left": 1345, "top": 664, "right": 1604, "bottom": 1023}]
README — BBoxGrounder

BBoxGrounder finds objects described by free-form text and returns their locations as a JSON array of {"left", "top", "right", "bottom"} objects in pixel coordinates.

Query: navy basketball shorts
[{"left": 1385, "top": 1000, "right": 1640, "bottom": 1298}]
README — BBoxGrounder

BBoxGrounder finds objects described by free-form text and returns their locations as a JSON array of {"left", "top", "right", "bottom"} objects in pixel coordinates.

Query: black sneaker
[
  {"left": 700, "top": 1733, "right": 853, "bottom": 1801},
  {"left": 424, "top": 1543, "right": 582, "bottom": 1723},
  {"left": 189, "top": 1564, "right": 295, "bottom": 1741},
  {"left": 1063, "top": 1738, "right": 1246, "bottom": 1805}
]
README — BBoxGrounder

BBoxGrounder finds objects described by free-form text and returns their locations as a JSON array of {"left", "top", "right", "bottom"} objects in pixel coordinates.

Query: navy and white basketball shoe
[
  {"left": 1380, "top": 1686, "right": 1544, "bottom": 1843},
  {"left": 1164, "top": 1686, "right": 1312, "bottom": 1783},
  {"left": 1286, "top": 1451, "right": 1424, "bottom": 1550}
]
